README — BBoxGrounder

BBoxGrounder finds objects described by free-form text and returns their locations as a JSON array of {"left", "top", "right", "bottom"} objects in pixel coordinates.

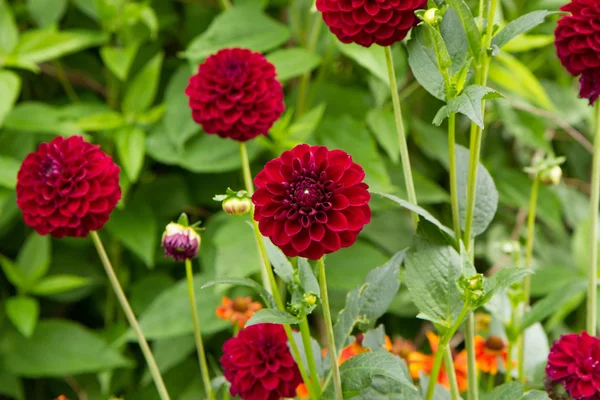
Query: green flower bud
[
  {"left": 303, "top": 292, "right": 318, "bottom": 306},
  {"left": 214, "top": 188, "right": 252, "bottom": 216},
  {"left": 539, "top": 165, "right": 562, "bottom": 186},
  {"left": 424, "top": 8, "right": 439, "bottom": 25}
]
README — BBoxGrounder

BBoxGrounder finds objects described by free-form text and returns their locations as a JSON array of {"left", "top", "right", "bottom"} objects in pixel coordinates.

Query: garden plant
[{"left": 0, "top": 0, "right": 599, "bottom": 399}]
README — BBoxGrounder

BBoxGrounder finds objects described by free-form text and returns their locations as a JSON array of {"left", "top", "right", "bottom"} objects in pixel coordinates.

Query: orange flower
[
  {"left": 474, "top": 335, "right": 508, "bottom": 375},
  {"left": 391, "top": 336, "right": 416, "bottom": 359},
  {"left": 296, "top": 382, "right": 311, "bottom": 399},
  {"left": 406, "top": 332, "right": 469, "bottom": 392},
  {"left": 475, "top": 313, "right": 492, "bottom": 334},
  {"left": 216, "top": 296, "right": 262, "bottom": 328},
  {"left": 55, "top": 396, "right": 69, "bottom": 400},
  {"left": 323, "top": 333, "right": 394, "bottom": 366}
]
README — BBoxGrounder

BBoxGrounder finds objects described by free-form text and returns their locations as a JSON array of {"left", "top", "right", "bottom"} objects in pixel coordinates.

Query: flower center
[
  {"left": 224, "top": 60, "right": 245, "bottom": 79},
  {"left": 232, "top": 298, "right": 249, "bottom": 313},
  {"left": 485, "top": 336, "right": 505, "bottom": 351}
]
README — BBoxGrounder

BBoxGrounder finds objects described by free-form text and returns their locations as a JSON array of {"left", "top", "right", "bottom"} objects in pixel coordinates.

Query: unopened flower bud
[
  {"left": 424, "top": 8, "right": 440, "bottom": 26},
  {"left": 467, "top": 273, "right": 484, "bottom": 291},
  {"left": 161, "top": 222, "right": 201, "bottom": 262},
  {"left": 539, "top": 165, "right": 562, "bottom": 186},
  {"left": 303, "top": 292, "right": 318, "bottom": 306},
  {"left": 223, "top": 196, "right": 252, "bottom": 216}
]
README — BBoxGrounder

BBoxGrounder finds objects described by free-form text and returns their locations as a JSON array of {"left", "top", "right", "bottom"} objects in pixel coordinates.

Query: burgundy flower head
[
  {"left": 252, "top": 144, "right": 371, "bottom": 260},
  {"left": 221, "top": 323, "right": 302, "bottom": 400},
  {"left": 161, "top": 223, "right": 200, "bottom": 262},
  {"left": 16, "top": 136, "right": 121, "bottom": 238},
  {"left": 555, "top": 0, "right": 600, "bottom": 104},
  {"left": 316, "top": 0, "right": 427, "bottom": 47},
  {"left": 185, "top": 48, "right": 284, "bottom": 142},
  {"left": 546, "top": 331, "right": 600, "bottom": 400}
]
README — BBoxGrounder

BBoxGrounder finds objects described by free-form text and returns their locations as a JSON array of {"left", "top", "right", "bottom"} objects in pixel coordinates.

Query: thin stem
[
  {"left": 239, "top": 142, "right": 255, "bottom": 197},
  {"left": 505, "top": 340, "right": 513, "bottom": 383},
  {"left": 465, "top": 313, "right": 478, "bottom": 397},
  {"left": 299, "top": 314, "right": 322, "bottom": 398},
  {"left": 448, "top": 113, "right": 461, "bottom": 245},
  {"left": 587, "top": 101, "right": 600, "bottom": 336},
  {"left": 185, "top": 259, "right": 214, "bottom": 400},
  {"left": 487, "top": 373, "right": 494, "bottom": 392},
  {"left": 318, "top": 258, "right": 343, "bottom": 400},
  {"left": 90, "top": 231, "right": 171, "bottom": 400},
  {"left": 384, "top": 45, "right": 419, "bottom": 227},
  {"left": 296, "top": 13, "right": 323, "bottom": 118},
  {"left": 443, "top": 347, "right": 460, "bottom": 400},
  {"left": 54, "top": 60, "right": 79, "bottom": 103},
  {"left": 518, "top": 176, "right": 540, "bottom": 382}
]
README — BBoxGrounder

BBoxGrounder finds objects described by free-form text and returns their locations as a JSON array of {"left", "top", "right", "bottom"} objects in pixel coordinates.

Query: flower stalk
[
  {"left": 90, "top": 231, "right": 171, "bottom": 400},
  {"left": 299, "top": 313, "right": 322, "bottom": 397},
  {"left": 185, "top": 258, "right": 214, "bottom": 400},
  {"left": 588, "top": 101, "right": 600, "bottom": 336},
  {"left": 318, "top": 257, "right": 343, "bottom": 400}
]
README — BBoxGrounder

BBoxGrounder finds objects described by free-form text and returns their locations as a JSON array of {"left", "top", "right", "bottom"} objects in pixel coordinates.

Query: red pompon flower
[
  {"left": 16, "top": 136, "right": 121, "bottom": 238},
  {"left": 555, "top": 1, "right": 600, "bottom": 104},
  {"left": 252, "top": 144, "right": 371, "bottom": 260},
  {"left": 546, "top": 331, "right": 600, "bottom": 400},
  {"left": 316, "top": 0, "right": 427, "bottom": 47},
  {"left": 185, "top": 48, "right": 284, "bottom": 142},
  {"left": 221, "top": 323, "right": 303, "bottom": 400}
]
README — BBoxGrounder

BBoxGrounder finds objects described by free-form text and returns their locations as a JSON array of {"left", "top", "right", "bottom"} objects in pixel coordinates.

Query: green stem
[
  {"left": 588, "top": 101, "right": 600, "bottom": 336},
  {"left": 448, "top": 112, "right": 461, "bottom": 245},
  {"left": 443, "top": 346, "right": 460, "bottom": 400},
  {"left": 465, "top": 313, "right": 478, "bottom": 398},
  {"left": 487, "top": 373, "right": 494, "bottom": 392},
  {"left": 90, "top": 231, "right": 171, "bottom": 400},
  {"left": 505, "top": 340, "right": 513, "bottom": 383},
  {"left": 384, "top": 45, "right": 419, "bottom": 227},
  {"left": 239, "top": 142, "right": 255, "bottom": 197},
  {"left": 318, "top": 258, "right": 343, "bottom": 400},
  {"left": 518, "top": 175, "right": 540, "bottom": 382},
  {"left": 185, "top": 259, "right": 214, "bottom": 400},
  {"left": 296, "top": 13, "right": 322, "bottom": 118},
  {"left": 426, "top": 305, "right": 470, "bottom": 400},
  {"left": 54, "top": 61, "right": 79, "bottom": 103},
  {"left": 299, "top": 314, "right": 322, "bottom": 397}
]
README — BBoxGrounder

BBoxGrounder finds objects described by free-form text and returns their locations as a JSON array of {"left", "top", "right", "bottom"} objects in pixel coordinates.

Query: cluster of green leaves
[{"left": 0, "top": 0, "right": 596, "bottom": 398}]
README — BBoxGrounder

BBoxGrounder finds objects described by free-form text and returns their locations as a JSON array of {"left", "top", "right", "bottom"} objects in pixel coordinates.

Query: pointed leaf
[
  {"left": 5, "top": 296, "right": 39, "bottom": 338},
  {"left": 0, "top": 0, "right": 19, "bottom": 54},
  {"left": 245, "top": 309, "right": 301, "bottom": 327},
  {"left": 0, "top": 70, "right": 21, "bottom": 129},
  {"left": 16, "top": 233, "right": 50, "bottom": 286},
  {"left": 115, "top": 125, "right": 146, "bottom": 183},
  {"left": 202, "top": 277, "right": 275, "bottom": 308},
  {"left": 445, "top": 0, "right": 481, "bottom": 58},
  {"left": 492, "top": 11, "right": 561, "bottom": 49},
  {"left": 264, "top": 238, "right": 295, "bottom": 284},
  {"left": 433, "top": 85, "right": 504, "bottom": 128},
  {"left": 122, "top": 52, "right": 163, "bottom": 114},
  {"left": 483, "top": 382, "right": 524, "bottom": 400},
  {"left": 30, "top": 275, "right": 90, "bottom": 296},
  {"left": 100, "top": 44, "right": 139, "bottom": 81},
  {"left": 298, "top": 258, "right": 319, "bottom": 296},
  {"left": 267, "top": 48, "right": 321, "bottom": 82}
]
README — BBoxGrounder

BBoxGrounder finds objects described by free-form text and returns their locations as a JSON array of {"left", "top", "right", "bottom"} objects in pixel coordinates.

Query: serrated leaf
[
  {"left": 30, "top": 275, "right": 89, "bottom": 296},
  {"left": 362, "top": 325, "right": 387, "bottom": 352},
  {"left": 408, "top": 26, "right": 446, "bottom": 101},
  {"left": 423, "top": 23, "right": 452, "bottom": 70},
  {"left": 202, "top": 277, "right": 275, "bottom": 308},
  {"left": 115, "top": 125, "right": 146, "bottom": 183},
  {"left": 122, "top": 52, "right": 163, "bottom": 114},
  {"left": 5, "top": 296, "right": 39, "bottom": 338},
  {"left": 0, "top": 70, "right": 21, "bottom": 129},
  {"left": 433, "top": 85, "right": 504, "bottom": 128},
  {"left": 267, "top": 48, "right": 321, "bottom": 82},
  {"left": 298, "top": 258, "right": 319, "bottom": 297},
  {"left": 245, "top": 309, "right": 301, "bottom": 327},
  {"left": 321, "top": 352, "right": 416, "bottom": 399},
  {"left": 483, "top": 267, "right": 533, "bottom": 303},
  {"left": 483, "top": 382, "right": 524, "bottom": 400},
  {"left": 444, "top": 0, "right": 481, "bottom": 58},
  {"left": 492, "top": 11, "right": 561, "bottom": 49},
  {"left": 455, "top": 145, "right": 498, "bottom": 237},
  {"left": 333, "top": 252, "right": 403, "bottom": 352},
  {"left": 264, "top": 238, "right": 295, "bottom": 284}
]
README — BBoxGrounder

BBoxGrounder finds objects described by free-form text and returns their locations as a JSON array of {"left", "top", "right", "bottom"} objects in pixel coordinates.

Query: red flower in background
[
  {"left": 252, "top": 144, "right": 371, "bottom": 260},
  {"left": 316, "top": 0, "right": 426, "bottom": 47},
  {"left": 546, "top": 331, "right": 600, "bottom": 400},
  {"left": 185, "top": 48, "right": 284, "bottom": 142},
  {"left": 16, "top": 136, "right": 121, "bottom": 238},
  {"left": 221, "top": 323, "right": 302, "bottom": 400},
  {"left": 555, "top": 1, "right": 600, "bottom": 104}
]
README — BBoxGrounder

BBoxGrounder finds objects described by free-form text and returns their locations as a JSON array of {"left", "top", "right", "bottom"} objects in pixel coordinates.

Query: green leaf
[
  {"left": 523, "top": 280, "right": 587, "bottom": 329},
  {"left": 404, "top": 222, "right": 463, "bottom": 327},
  {"left": 0, "top": 255, "right": 25, "bottom": 288},
  {"left": 444, "top": 0, "right": 481, "bottom": 58},
  {"left": 0, "top": 369, "right": 24, "bottom": 400},
  {"left": 455, "top": 145, "right": 498, "bottom": 237},
  {"left": 337, "top": 41, "right": 390, "bottom": 86},
  {"left": 366, "top": 108, "right": 400, "bottom": 164},
  {"left": 135, "top": 273, "right": 232, "bottom": 340},
  {"left": 433, "top": 85, "right": 505, "bottom": 128},
  {"left": 422, "top": 23, "right": 452, "bottom": 70},
  {"left": 285, "top": 103, "right": 326, "bottom": 144},
  {"left": 4, "top": 102, "right": 79, "bottom": 134},
  {"left": 407, "top": 25, "right": 446, "bottom": 101},
  {"left": 298, "top": 258, "right": 319, "bottom": 297},
  {"left": 362, "top": 325, "right": 387, "bottom": 352},
  {"left": 373, "top": 192, "right": 455, "bottom": 238},
  {"left": 5, "top": 296, "right": 39, "bottom": 338},
  {"left": 522, "top": 390, "right": 551, "bottom": 400},
  {"left": 16, "top": 234, "right": 50, "bottom": 287},
  {"left": 100, "top": 43, "right": 139, "bottom": 81},
  {"left": 321, "top": 352, "right": 416, "bottom": 399},
  {"left": 163, "top": 64, "right": 198, "bottom": 148},
  {"left": 13, "top": 29, "right": 106, "bottom": 65},
  {"left": 122, "top": 52, "right": 164, "bottom": 114},
  {"left": 266, "top": 48, "right": 321, "bottom": 82},
  {"left": 483, "top": 382, "right": 524, "bottom": 400},
  {"left": 213, "top": 217, "right": 261, "bottom": 279},
  {"left": 290, "top": 331, "right": 324, "bottom": 377},
  {"left": 141, "top": 335, "right": 196, "bottom": 386},
  {"left": 202, "top": 277, "right": 275, "bottom": 308},
  {"left": 484, "top": 267, "right": 533, "bottom": 302},
  {"left": 0, "top": 156, "right": 19, "bottom": 189},
  {"left": 105, "top": 202, "right": 157, "bottom": 268},
  {"left": 0, "top": 0, "right": 18, "bottom": 54},
  {"left": 115, "top": 126, "right": 146, "bottom": 183},
  {"left": 0, "top": 70, "right": 21, "bottom": 128},
  {"left": 183, "top": 6, "right": 290, "bottom": 64},
  {"left": 492, "top": 11, "right": 561, "bottom": 49},
  {"left": 264, "top": 238, "right": 295, "bottom": 284},
  {"left": 245, "top": 309, "right": 301, "bottom": 327},
  {"left": 333, "top": 252, "right": 403, "bottom": 353},
  {"left": 0, "top": 320, "right": 130, "bottom": 377},
  {"left": 75, "top": 111, "right": 126, "bottom": 131},
  {"left": 30, "top": 275, "right": 90, "bottom": 296},
  {"left": 27, "top": 0, "right": 68, "bottom": 27}
]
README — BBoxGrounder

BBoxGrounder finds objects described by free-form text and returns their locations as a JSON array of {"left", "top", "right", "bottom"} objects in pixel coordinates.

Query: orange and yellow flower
[
  {"left": 215, "top": 296, "right": 262, "bottom": 328},
  {"left": 391, "top": 336, "right": 416, "bottom": 359},
  {"left": 474, "top": 335, "right": 508, "bottom": 375}
]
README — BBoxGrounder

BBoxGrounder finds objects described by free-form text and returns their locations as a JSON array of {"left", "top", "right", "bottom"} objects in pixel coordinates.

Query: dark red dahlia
[
  {"left": 555, "top": 0, "right": 600, "bottom": 104},
  {"left": 16, "top": 136, "right": 121, "bottom": 238},
  {"left": 316, "top": 0, "right": 427, "bottom": 47},
  {"left": 546, "top": 331, "right": 600, "bottom": 400},
  {"left": 221, "top": 323, "right": 303, "bottom": 400},
  {"left": 185, "top": 48, "right": 284, "bottom": 142},
  {"left": 252, "top": 144, "right": 371, "bottom": 260}
]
